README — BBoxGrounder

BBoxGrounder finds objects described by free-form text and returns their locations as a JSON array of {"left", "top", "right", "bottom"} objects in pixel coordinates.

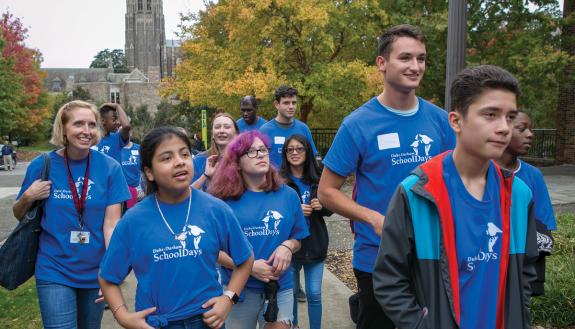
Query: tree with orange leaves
[{"left": 0, "top": 11, "right": 50, "bottom": 142}]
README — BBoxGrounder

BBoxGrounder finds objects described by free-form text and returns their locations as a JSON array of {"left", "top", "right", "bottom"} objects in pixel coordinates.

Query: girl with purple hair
[{"left": 209, "top": 131, "right": 309, "bottom": 329}]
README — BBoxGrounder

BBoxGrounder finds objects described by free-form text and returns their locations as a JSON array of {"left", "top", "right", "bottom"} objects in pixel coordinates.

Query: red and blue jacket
[{"left": 373, "top": 152, "right": 538, "bottom": 329}]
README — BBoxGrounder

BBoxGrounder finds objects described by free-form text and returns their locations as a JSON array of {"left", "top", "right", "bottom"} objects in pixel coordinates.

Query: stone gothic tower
[{"left": 125, "top": 0, "right": 166, "bottom": 82}]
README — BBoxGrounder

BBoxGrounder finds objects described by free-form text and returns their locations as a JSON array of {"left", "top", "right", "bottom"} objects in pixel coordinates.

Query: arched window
[
  {"left": 146, "top": 0, "right": 152, "bottom": 11},
  {"left": 137, "top": 0, "right": 143, "bottom": 11}
]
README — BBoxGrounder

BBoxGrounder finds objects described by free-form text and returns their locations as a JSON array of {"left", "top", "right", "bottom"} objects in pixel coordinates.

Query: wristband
[
  {"left": 111, "top": 303, "right": 127, "bottom": 317},
  {"left": 280, "top": 243, "right": 293, "bottom": 254}
]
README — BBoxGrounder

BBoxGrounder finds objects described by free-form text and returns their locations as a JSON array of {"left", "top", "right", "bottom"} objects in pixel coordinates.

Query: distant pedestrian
[
  {"left": 2, "top": 140, "right": 14, "bottom": 170},
  {"left": 237, "top": 96, "right": 267, "bottom": 132},
  {"left": 193, "top": 133, "right": 206, "bottom": 154}
]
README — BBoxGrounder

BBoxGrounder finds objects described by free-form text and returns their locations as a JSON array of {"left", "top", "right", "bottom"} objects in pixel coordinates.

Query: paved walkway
[{"left": 1, "top": 163, "right": 573, "bottom": 328}]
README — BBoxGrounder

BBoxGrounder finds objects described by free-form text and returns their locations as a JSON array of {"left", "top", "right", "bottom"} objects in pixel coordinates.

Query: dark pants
[{"left": 353, "top": 268, "right": 395, "bottom": 329}]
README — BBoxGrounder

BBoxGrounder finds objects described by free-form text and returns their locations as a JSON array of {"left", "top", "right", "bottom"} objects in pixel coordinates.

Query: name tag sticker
[
  {"left": 131, "top": 150, "right": 139, "bottom": 155},
  {"left": 377, "top": 133, "right": 401, "bottom": 150},
  {"left": 274, "top": 136, "right": 286, "bottom": 145},
  {"left": 70, "top": 231, "right": 91, "bottom": 244}
]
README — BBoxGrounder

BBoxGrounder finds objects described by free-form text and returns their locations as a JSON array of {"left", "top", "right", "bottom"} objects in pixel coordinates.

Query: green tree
[
  {"left": 90, "top": 48, "right": 130, "bottom": 73},
  {"left": 164, "top": 0, "right": 569, "bottom": 129},
  {"left": 0, "top": 36, "right": 24, "bottom": 135},
  {"left": 554, "top": 0, "right": 575, "bottom": 163},
  {"left": 0, "top": 11, "right": 50, "bottom": 142},
  {"left": 162, "top": 0, "right": 388, "bottom": 126}
]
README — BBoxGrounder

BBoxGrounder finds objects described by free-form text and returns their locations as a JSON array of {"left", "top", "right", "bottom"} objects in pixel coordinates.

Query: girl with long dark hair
[{"left": 279, "top": 134, "right": 331, "bottom": 329}]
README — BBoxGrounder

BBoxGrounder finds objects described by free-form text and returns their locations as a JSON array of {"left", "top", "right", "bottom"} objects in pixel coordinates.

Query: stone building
[{"left": 42, "top": 0, "right": 180, "bottom": 112}]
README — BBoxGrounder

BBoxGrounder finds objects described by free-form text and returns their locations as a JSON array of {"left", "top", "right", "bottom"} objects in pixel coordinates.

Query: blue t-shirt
[
  {"left": 100, "top": 189, "right": 252, "bottom": 325},
  {"left": 221, "top": 185, "right": 309, "bottom": 293},
  {"left": 515, "top": 160, "right": 557, "bottom": 230},
  {"left": 192, "top": 153, "right": 208, "bottom": 183},
  {"left": 17, "top": 150, "right": 130, "bottom": 288},
  {"left": 94, "top": 131, "right": 127, "bottom": 164},
  {"left": 443, "top": 154, "right": 502, "bottom": 329},
  {"left": 290, "top": 175, "right": 311, "bottom": 225},
  {"left": 121, "top": 143, "right": 142, "bottom": 188},
  {"left": 237, "top": 117, "right": 267, "bottom": 133},
  {"left": 259, "top": 119, "right": 318, "bottom": 168},
  {"left": 322, "top": 97, "right": 455, "bottom": 273}
]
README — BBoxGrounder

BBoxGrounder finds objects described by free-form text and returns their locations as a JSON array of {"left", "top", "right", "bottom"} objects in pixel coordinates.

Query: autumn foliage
[{"left": 0, "top": 11, "right": 50, "bottom": 141}]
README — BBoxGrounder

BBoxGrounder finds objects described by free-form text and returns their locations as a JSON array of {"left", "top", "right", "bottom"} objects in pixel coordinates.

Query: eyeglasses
[
  {"left": 285, "top": 147, "right": 306, "bottom": 154},
  {"left": 243, "top": 147, "right": 270, "bottom": 158}
]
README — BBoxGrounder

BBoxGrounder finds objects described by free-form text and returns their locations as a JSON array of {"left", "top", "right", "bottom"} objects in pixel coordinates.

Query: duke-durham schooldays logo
[
  {"left": 153, "top": 225, "right": 205, "bottom": 262},
  {"left": 465, "top": 222, "right": 502, "bottom": 271},
  {"left": 52, "top": 177, "right": 95, "bottom": 200},
  {"left": 243, "top": 210, "right": 283, "bottom": 237},
  {"left": 389, "top": 134, "right": 435, "bottom": 166}
]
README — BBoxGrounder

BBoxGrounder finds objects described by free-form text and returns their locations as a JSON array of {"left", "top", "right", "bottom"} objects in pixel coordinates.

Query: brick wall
[{"left": 555, "top": 3, "right": 575, "bottom": 164}]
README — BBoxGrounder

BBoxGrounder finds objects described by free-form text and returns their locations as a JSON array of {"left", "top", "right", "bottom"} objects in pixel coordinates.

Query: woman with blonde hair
[
  {"left": 192, "top": 112, "right": 239, "bottom": 189},
  {"left": 13, "top": 100, "right": 131, "bottom": 329}
]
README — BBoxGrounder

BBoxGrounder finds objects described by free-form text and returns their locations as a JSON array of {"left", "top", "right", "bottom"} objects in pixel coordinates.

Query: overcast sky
[
  {"left": 1, "top": 0, "right": 205, "bottom": 68},
  {"left": 1, "top": 0, "right": 565, "bottom": 69}
]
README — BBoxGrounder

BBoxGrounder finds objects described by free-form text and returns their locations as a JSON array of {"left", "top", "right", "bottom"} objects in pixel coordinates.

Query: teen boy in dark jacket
[{"left": 373, "top": 65, "right": 538, "bottom": 329}]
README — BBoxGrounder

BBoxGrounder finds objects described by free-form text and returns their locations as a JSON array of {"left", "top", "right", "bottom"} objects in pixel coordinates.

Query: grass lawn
[
  {"left": 0, "top": 279, "right": 41, "bottom": 329},
  {"left": 532, "top": 213, "right": 575, "bottom": 328},
  {"left": 17, "top": 141, "right": 54, "bottom": 152}
]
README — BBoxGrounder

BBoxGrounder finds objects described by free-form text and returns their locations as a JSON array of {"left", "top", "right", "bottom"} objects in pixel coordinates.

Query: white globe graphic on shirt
[
  {"left": 262, "top": 210, "right": 283, "bottom": 231},
  {"left": 486, "top": 222, "right": 503, "bottom": 253},
  {"left": 186, "top": 225, "right": 206, "bottom": 250},
  {"left": 411, "top": 134, "right": 434, "bottom": 156}
]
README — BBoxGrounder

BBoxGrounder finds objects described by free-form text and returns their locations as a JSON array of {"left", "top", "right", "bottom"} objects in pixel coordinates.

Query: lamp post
[{"left": 444, "top": 0, "right": 468, "bottom": 111}]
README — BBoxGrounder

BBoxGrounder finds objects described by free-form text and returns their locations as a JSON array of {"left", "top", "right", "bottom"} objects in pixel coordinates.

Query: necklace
[{"left": 154, "top": 187, "right": 192, "bottom": 241}]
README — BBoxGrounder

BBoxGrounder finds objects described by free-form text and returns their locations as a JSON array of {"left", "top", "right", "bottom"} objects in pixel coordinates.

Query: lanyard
[{"left": 64, "top": 150, "right": 91, "bottom": 229}]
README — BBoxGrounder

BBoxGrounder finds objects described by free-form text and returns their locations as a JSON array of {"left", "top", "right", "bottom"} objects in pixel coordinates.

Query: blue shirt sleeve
[
  {"left": 16, "top": 154, "right": 45, "bottom": 200},
  {"left": 118, "top": 131, "right": 129, "bottom": 147},
  {"left": 99, "top": 220, "right": 132, "bottom": 284},
  {"left": 193, "top": 155, "right": 207, "bottom": 182},
  {"left": 219, "top": 206, "right": 253, "bottom": 266},
  {"left": 531, "top": 169, "right": 557, "bottom": 230},
  {"left": 322, "top": 124, "right": 360, "bottom": 177},
  {"left": 287, "top": 188, "right": 309, "bottom": 240}
]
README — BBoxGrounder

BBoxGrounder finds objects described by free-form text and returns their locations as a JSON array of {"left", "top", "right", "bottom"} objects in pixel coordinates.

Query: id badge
[{"left": 70, "top": 231, "right": 90, "bottom": 244}]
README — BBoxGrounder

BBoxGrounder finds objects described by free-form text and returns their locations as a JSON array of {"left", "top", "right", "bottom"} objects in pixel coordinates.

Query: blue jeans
[
  {"left": 292, "top": 261, "right": 324, "bottom": 329},
  {"left": 226, "top": 288, "right": 293, "bottom": 329},
  {"left": 162, "top": 315, "right": 215, "bottom": 329},
  {"left": 36, "top": 279, "right": 105, "bottom": 329}
]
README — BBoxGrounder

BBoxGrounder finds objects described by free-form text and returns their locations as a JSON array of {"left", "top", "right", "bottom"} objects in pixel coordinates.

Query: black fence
[
  {"left": 311, "top": 128, "right": 338, "bottom": 158},
  {"left": 312, "top": 128, "right": 556, "bottom": 160},
  {"left": 529, "top": 129, "right": 556, "bottom": 159}
]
